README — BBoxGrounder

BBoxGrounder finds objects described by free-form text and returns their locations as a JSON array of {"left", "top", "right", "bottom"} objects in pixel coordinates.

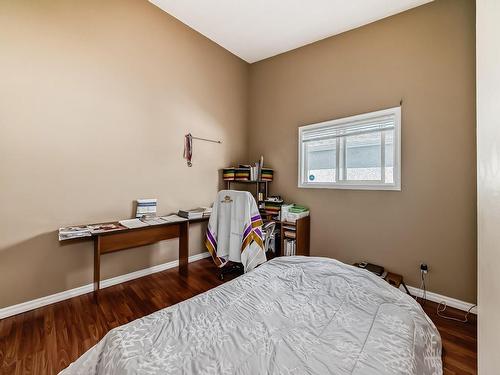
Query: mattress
[{"left": 60, "top": 256, "right": 442, "bottom": 374}]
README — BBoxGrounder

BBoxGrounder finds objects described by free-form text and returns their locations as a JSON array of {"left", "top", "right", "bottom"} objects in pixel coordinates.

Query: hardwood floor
[
  {"left": 0, "top": 258, "right": 477, "bottom": 374},
  {"left": 422, "top": 300, "right": 477, "bottom": 374}
]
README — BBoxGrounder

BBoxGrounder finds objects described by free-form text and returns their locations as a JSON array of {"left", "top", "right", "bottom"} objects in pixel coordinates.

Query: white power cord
[
  {"left": 437, "top": 302, "right": 476, "bottom": 323},
  {"left": 415, "top": 269, "right": 427, "bottom": 305},
  {"left": 414, "top": 266, "right": 475, "bottom": 323}
]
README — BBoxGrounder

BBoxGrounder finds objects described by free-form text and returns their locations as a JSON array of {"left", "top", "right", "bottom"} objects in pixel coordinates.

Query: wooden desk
[{"left": 65, "top": 217, "right": 208, "bottom": 294}]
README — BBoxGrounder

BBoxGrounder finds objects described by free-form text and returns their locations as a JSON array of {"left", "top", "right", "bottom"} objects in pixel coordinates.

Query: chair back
[{"left": 262, "top": 221, "right": 276, "bottom": 253}]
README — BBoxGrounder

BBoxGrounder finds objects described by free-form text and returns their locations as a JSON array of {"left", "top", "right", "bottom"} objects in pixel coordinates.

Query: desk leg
[
  {"left": 93, "top": 237, "right": 101, "bottom": 295},
  {"left": 402, "top": 281, "right": 411, "bottom": 296},
  {"left": 179, "top": 221, "right": 189, "bottom": 276}
]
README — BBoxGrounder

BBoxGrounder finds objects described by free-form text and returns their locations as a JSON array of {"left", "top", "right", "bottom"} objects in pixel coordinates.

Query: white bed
[{"left": 60, "top": 256, "right": 442, "bottom": 374}]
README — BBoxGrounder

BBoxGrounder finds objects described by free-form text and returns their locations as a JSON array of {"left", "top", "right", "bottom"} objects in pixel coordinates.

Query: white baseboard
[
  {"left": 401, "top": 285, "right": 477, "bottom": 314},
  {"left": 0, "top": 252, "right": 211, "bottom": 320}
]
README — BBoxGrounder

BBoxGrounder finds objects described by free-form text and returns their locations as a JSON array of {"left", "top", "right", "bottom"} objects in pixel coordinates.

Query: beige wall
[
  {"left": 0, "top": 0, "right": 249, "bottom": 308},
  {"left": 477, "top": 0, "right": 500, "bottom": 371},
  {"left": 248, "top": 0, "right": 477, "bottom": 302}
]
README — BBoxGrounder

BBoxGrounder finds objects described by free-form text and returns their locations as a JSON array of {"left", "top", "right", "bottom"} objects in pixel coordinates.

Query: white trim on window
[{"left": 298, "top": 107, "right": 401, "bottom": 191}]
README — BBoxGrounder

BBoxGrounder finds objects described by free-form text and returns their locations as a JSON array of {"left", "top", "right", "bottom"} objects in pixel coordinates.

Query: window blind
[{"left": 301, "top": 114, "right": 396, "bottom": 142}]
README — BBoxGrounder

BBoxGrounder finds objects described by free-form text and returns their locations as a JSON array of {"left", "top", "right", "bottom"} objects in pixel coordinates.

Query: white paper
[
  {"left": 140, "top": 217, "right": 166, "bottom": 225},
  {"left": 119, "top": 219, "right": 149, "bottom": 229},
  {"left": 160, "top": 214, "right": 188, "bottom": 223}
]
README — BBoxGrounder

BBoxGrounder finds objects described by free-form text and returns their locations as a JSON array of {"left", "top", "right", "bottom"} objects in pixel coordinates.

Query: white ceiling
[{"left": 149, "top": 0, "right": 433, "bottom": 63}]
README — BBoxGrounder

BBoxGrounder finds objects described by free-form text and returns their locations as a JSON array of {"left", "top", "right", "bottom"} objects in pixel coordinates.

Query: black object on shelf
[{"left": 359, "top": 262, "right": 385, "bottom": 276}]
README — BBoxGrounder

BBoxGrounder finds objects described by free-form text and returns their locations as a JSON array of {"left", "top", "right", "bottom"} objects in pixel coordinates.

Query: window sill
[{"left": 298, "top": 183, "right": 401, "bottom": 191}]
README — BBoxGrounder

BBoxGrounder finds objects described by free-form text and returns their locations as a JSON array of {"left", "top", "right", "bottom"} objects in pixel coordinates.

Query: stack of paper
[
  {"left": 140, "top": 216, "right": 166, "bottom": 225},
  {"left": 88, "top": 223, "right": 122, "bottom": 234},
  {"left": 178, "top": 208, "right": 205, "bottom": 219},
  {"left": 119, "top": 219, "right": 149, "bottom": 229},
  {"left": 120, "top": 214, "right": 192, "bottom": 229},
  {"left": 160, "top": 214, "right": 188, "bottom": 223},
  {"left": 201, "top": 206, "right": 212, "bottom": 218}
]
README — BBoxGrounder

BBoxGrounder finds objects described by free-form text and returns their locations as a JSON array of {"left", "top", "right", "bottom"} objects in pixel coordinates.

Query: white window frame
[{"left": 298, "top": 107, "right": 401, "bottom": 191}]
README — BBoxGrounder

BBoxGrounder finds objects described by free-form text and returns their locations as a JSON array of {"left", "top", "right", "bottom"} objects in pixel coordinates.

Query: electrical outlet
[{"left": 420, "top": 263, "right": 428, "bottom": 274}]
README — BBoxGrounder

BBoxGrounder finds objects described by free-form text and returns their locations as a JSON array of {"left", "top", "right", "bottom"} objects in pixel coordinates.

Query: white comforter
[{"left": 60, "top": 257, "right": 442, "bottom": 375}]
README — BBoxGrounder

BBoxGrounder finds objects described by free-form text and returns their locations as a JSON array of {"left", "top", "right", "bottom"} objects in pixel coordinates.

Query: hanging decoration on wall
[
  {"left": 183, "top": 133, "right": 222, "bottom": 167},
  {"left": 184, "top": 133, "right": 193, "bottom": 167}
]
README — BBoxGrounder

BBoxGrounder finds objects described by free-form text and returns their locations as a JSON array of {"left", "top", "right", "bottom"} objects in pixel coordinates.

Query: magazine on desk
[
  {"left": 89, "top": 223, "right": 123, "bottom": 233},
  {"left": 58, "top": 226, "right": 92, "bottom": 241},
  {"left": 58, "top": 223, "right": 123, "bottom": 240}
]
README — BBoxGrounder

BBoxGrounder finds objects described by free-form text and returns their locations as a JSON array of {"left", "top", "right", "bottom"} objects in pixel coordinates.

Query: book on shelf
[
  {"left": 223, "top": 167, "right": 236, "bottom": 180},
  {"left": 222, "top": 160, "right": 273, "bottom": 182},
  {"left": 284, "top": 239, "right": 296, "bottom": 256},
  {"left": 235, "top": 165, "right": 251, "bottom": 181},
  {"left": 250, "top": 166, "right": 259, "bottom": 181},
  {"left": 260, "top": 168, "right": 274, "bottom": 181},
  {"left": 262, "top": 196, "right": 283, "bottom": 217}
]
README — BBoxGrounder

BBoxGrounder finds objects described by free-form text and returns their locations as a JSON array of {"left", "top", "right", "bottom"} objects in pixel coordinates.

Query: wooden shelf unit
[
  {"left": 222, "top": 174, "right": 310, "bottom": 258},
  {"left": 279, "top": 215, "right": 310, "bottom": 257}
]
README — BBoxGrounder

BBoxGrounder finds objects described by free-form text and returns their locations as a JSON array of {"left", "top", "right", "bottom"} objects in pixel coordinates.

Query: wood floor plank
[{"left": 0, "top": 258, "right": 477, "bottom": 374}]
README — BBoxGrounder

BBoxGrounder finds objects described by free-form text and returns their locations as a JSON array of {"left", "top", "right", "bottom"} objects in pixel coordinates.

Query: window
[{"left": 298, "top": 107, "right": 401, "bottom": 190}]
